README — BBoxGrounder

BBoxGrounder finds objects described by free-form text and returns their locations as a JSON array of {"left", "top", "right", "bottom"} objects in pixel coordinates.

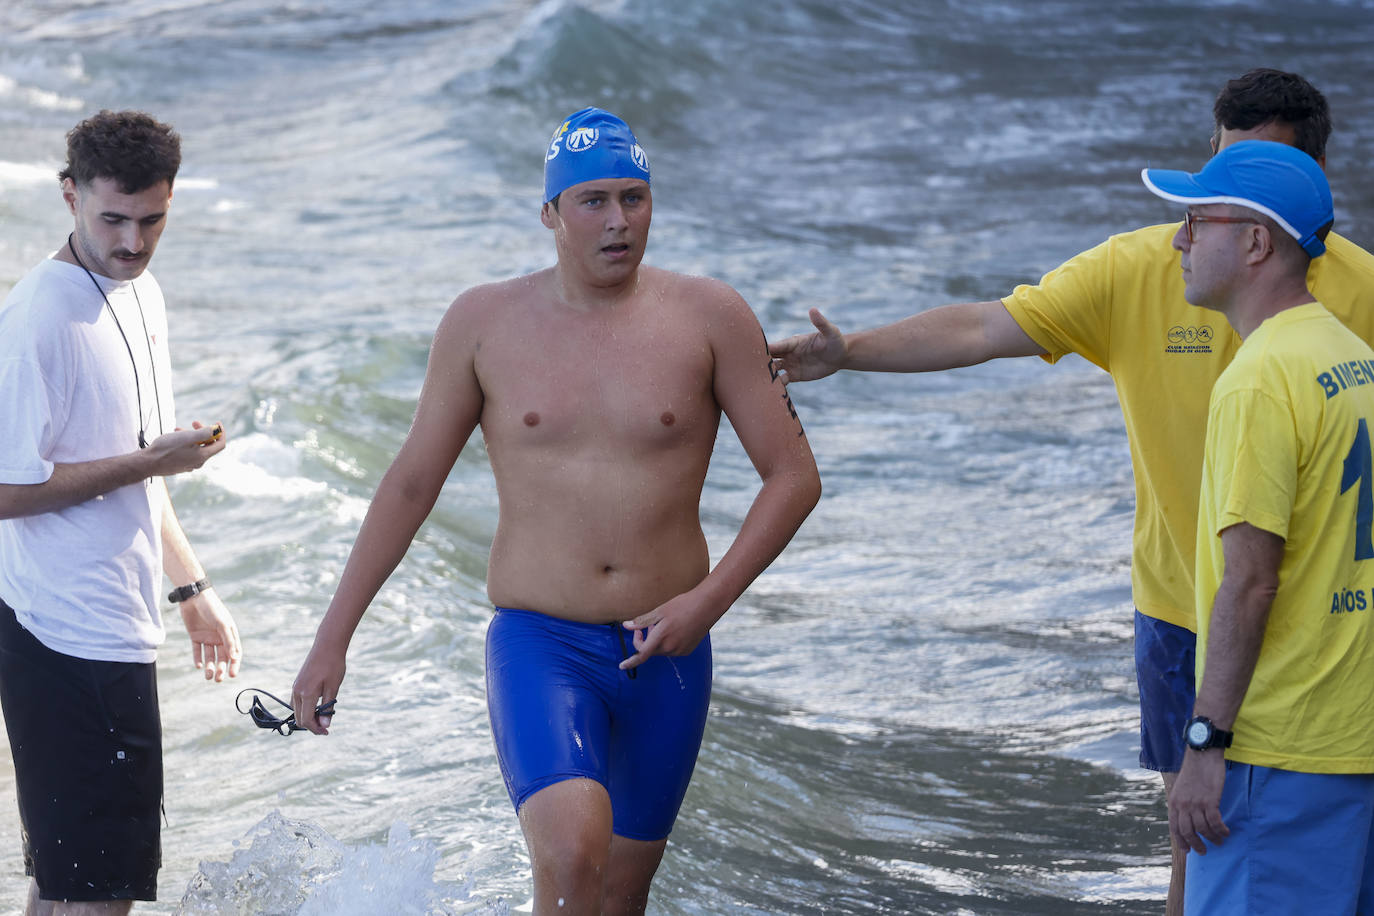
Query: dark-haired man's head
[
  {"left": 58, "top": 110, "right": 181, "bottom": 281},
  {"left": 58, "top": 109, "right": 181, "bottom": 194},
  {"left": 1212, "top": 68, "right": 1331, "bottom": 165}
]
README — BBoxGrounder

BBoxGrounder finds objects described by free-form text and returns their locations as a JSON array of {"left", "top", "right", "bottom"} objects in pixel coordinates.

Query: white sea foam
[
  {"left": 177, "top": 811, "right": 497, "bottom": 915},
  {"left": 0, "top": 73, "right": 81, "bottom": 111},
  {"left": 200, "top": 433, "right": 328, "bottom": 501},
  {"left": 174, "top": 176, "right": 220, "bottom": 191},
  {"left": 0, "top": 159, "right": 59, "bottom": 189}
]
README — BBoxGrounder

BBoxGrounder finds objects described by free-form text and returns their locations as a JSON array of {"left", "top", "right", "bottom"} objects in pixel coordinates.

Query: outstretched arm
[
  {"left": 292, "top": 299, "right": 484, "bottom": 734},
  {"left": 768, "top": 300, "right": 1046, "bottom": 382},
  {"left": 1168, "top": 522, "right": 1282, "bottom": 855},
  {"left": 622, "top": 283, "right": 821, "bottom": 668}
]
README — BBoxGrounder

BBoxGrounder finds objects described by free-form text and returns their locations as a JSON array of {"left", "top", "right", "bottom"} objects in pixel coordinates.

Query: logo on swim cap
[
  {"left": 566, "top": 127, "right": 599, "bottom": 153},
  {"left": 546, "top": 122, "right": 570, "bottom": 163},
  {"left": 543, "top": 107, "right": 651, "bottom": 204}
]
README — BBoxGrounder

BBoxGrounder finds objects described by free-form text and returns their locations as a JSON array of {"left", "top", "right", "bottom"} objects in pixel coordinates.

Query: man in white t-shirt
[{"left": 0, "top": 110, "right": 240, "bottom": 914}]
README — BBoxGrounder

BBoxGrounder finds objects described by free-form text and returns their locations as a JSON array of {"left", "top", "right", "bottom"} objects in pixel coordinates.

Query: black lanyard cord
[{"left": 66, "top": 234, "right": 164, "bottom": 448}]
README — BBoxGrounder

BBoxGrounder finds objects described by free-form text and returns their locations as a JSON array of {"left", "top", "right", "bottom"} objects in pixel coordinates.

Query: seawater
[{"left": 2, "top": 1, "right": 1374, "bottom": 912}]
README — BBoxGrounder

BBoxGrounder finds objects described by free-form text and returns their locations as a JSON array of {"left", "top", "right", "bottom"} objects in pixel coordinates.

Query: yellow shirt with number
[
  {"left": 1003, "top": 226, "right": 1374, "bottom": 631},
  {"left": 1195, "top": 304, "right": 1374, "bottom": 773}
]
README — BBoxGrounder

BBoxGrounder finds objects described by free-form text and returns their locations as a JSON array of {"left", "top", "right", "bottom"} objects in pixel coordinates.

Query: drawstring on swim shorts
[{"left": 612, "top": 624, "right": 638, "bottom": 679}]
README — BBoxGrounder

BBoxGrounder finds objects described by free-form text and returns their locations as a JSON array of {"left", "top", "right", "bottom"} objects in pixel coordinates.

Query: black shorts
[{"left": 0, "top": 597, "right": 162, "bottom": 902}]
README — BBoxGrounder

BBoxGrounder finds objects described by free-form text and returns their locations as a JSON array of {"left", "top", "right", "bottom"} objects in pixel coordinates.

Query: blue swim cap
[{"left": 543, "top": 107, "right": 650, "bottom": 204}]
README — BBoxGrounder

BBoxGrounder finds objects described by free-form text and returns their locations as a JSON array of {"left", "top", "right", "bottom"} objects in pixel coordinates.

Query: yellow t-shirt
[
  {"left": 1003, "top": 226, "right": 1374, "bottom": 630},
  {"left": 1195, "top": 304, "right": 1374, "bottom": 773}
]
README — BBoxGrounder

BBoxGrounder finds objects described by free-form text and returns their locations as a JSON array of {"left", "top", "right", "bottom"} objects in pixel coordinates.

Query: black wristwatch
[
  {"left": 168, "top": 577, "right": 212, "bottom": 604},
  {"left": 1183, "top": 715, "right": 1233, "bottom": 751}
]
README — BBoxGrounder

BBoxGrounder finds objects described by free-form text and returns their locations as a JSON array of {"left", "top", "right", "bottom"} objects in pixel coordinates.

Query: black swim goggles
[{"left": 236, "top": 688, "right": 336, "bottom": 736}]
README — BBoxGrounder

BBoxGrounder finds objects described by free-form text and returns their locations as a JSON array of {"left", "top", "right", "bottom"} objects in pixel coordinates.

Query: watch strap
[{"left": 168, "top": 577, "right": 212, "bottom": 604}]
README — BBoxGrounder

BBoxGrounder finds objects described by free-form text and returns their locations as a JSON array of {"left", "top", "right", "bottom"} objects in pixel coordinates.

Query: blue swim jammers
[{"left": 485, "top": 607, "right": 712, "bottom": 841}]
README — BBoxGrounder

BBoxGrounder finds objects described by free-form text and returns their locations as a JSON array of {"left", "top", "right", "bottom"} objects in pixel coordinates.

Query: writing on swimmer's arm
[
  {"left": 761, "top": 329, "right": 805, "bottom": 435},
  {"left": 763, "top": 355, "right": 806, "bottom": 436}
]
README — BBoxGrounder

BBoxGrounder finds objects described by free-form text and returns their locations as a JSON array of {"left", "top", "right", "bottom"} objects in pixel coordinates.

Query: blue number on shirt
[{"left": 1341, "top": 417, "right": 1374, "bottom": 561}]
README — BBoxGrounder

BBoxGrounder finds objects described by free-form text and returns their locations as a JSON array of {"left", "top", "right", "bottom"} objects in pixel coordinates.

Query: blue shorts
[
  {"left": 1186, "top": 763, "right": 1374, "bottom": 914},
  {"left": 484, "top": 607, "right": 712, "bottom": 841},
  {"left": 1135, "top": 610, "right": 1195, "bottom": 773}
]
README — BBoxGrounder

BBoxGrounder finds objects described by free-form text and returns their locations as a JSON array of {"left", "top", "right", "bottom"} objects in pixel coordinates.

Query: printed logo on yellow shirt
[
  {"left": 1317, "top": 358, "right": 1374, "bottom": 399},
  {"left": 1331, "top": 587, "right": 1368, "bottom": 614},
  {"left": 1166, "top": 324, "right": 1214, "bottom": 354}
]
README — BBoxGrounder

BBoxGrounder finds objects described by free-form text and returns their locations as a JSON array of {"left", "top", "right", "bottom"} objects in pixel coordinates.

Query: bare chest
[{"left": 476, "top": 310, "right": 718, "bottom": 453}]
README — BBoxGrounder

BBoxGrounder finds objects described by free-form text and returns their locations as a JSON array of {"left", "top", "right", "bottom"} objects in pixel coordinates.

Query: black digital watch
[{"left": 1183, "top": 715, "right": 1234, "bottom": 751}]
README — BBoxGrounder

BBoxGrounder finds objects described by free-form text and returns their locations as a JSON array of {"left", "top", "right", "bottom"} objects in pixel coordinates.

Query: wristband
[{"left": 168, "top": 577, "right": 212, "bottom": 603}]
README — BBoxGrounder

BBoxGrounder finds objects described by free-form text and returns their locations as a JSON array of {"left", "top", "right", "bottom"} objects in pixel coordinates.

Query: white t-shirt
[{"left": 0, "top": 257, "right": 177, "bottom": 662}]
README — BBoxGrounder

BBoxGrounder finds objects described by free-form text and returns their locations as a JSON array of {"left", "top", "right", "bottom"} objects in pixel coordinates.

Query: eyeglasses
[
  {"left": 236, "top": 688, "right": 336, "bottom": 736},
  {"left": 1184, "top": 211, "right": 1259, "bottom": 244}
]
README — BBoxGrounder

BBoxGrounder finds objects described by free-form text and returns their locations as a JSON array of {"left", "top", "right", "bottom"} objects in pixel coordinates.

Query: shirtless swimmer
[{"left": 290, "top": 107, "right": 821, "bottom": 916}]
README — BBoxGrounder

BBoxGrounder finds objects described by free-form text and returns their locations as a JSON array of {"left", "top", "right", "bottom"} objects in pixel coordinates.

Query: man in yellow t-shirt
[
  {"left": 769, "top": 69, "right": 1374, "bottom": 913},
  {"left": 1144, "top": 139, "right": 1374, "bottom": 914}
]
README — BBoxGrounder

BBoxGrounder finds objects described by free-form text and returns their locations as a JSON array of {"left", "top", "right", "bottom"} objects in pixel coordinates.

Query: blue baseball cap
[
  {"left": 1141, "top": 139, "right": 1333, "bottom": 257},
  {"left": 543, "top": 107, "right": 651, "bottom": 204}
]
